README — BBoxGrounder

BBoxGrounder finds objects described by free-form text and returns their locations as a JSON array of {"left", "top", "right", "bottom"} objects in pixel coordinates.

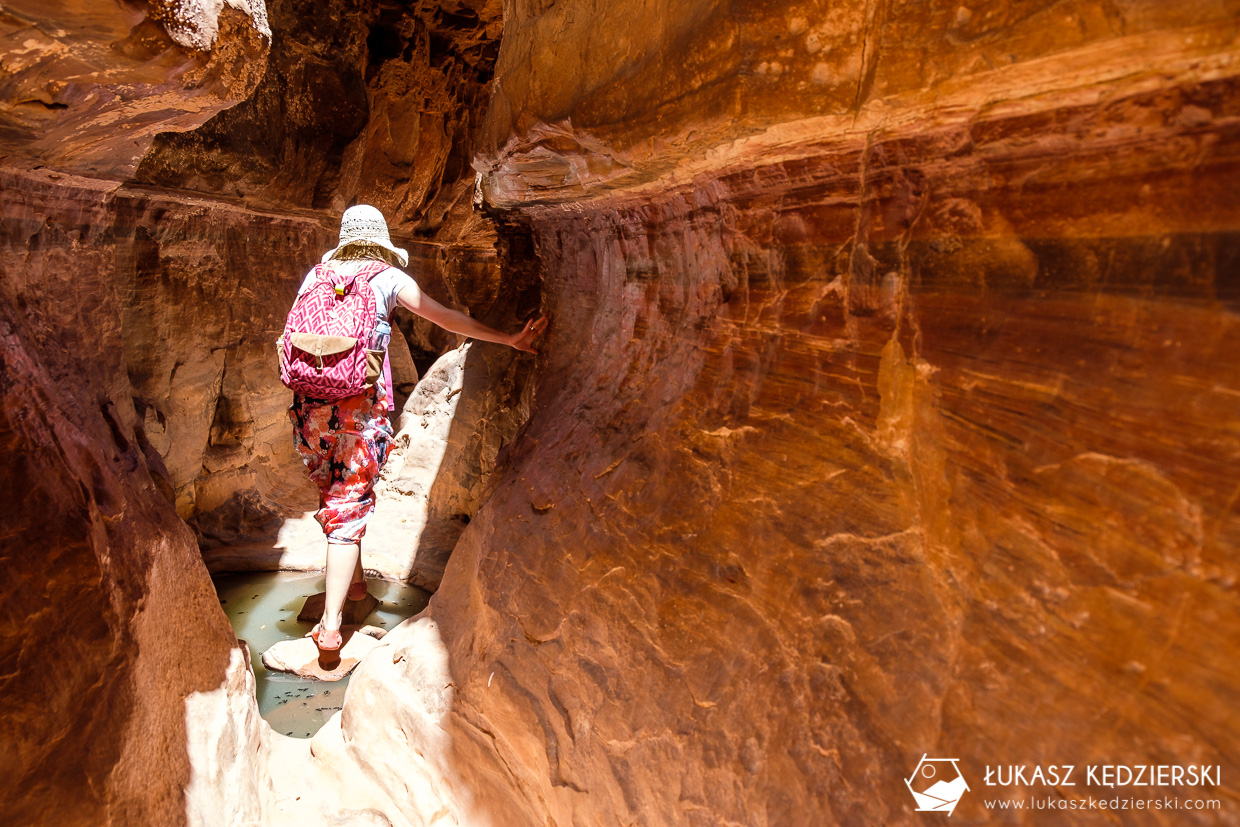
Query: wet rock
[{"left": 261, "top": 632, "right": 380, "bottom": 681}]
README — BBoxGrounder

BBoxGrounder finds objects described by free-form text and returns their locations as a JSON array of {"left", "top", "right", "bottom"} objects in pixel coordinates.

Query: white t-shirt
[{"left": 297, "top": 260, "right": 415, "bottom": 325}]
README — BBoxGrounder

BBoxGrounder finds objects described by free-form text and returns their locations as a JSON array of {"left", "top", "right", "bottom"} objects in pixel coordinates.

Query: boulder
[{"left": 262, "top": 632, "right": 381, "bottom": 682}]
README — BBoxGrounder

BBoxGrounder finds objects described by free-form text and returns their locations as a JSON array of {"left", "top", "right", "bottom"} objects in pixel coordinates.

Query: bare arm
[{"left": 395, "top": 282, "right": 547, "bottom": 353}]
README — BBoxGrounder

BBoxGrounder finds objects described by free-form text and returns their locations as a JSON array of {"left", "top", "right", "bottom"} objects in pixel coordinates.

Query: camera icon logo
[{"left": 906, "top": 755, "right": 969, "bottom": 816}]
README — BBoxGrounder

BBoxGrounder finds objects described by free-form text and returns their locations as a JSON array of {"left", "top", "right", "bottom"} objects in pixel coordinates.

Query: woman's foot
[
  {"left": 310, "top": 618, "right": 343, "bottom": 651},
  {"left": 312, "top": 627, "right": 342, "bottom": 651}
]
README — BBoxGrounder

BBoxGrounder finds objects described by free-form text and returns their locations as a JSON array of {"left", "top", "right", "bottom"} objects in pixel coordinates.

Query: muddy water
[{"left": 212, "top": 571, "right": 431, "bottom": 738}]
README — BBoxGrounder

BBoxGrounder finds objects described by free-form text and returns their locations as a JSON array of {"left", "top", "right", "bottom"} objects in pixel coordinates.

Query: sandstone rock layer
[
  {"left": 0, "top": 0, "right": 268, "bottom": 177},
  {"left": 384, "top": 2, "right": 1240, "bottom": 825},
  {"left": 0, "top": 4, "right": 279, "bottom": 824}
]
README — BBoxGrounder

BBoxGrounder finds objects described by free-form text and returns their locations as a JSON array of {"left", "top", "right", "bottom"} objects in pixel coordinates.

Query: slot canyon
[{"left": 1, "top": 0, "right": 1238, "bottom": 824}]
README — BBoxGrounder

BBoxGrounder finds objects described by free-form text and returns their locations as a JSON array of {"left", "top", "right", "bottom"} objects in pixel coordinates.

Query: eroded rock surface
[
  {"left": 0, "top": 0, "right": 528, "bottom": 821},
  {"left": 132, "top": 0, "right": 529, "bottom": 549},
  {"left": 0, "top": 3, "right": 274, "bottom": 818},
  {"left": 2, "top": 0, "right": 528, "bottom": 559},
  {"left": 0, "top": 0, "right": 268, "bottom": 177},
  {"left": 135, "top": 0, "right": 502, "bottom": 236},
  {"left": 359, "top": 2, "right": 1240, "bottom": 825}
]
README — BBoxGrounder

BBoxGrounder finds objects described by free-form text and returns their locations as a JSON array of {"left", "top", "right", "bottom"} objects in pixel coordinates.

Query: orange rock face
[
  {"left": 402, "top": 1, "right": 1240, "bottom": 824},
  {"left": 0, "top": 173, "right": 277, "bottom": 825},
  {"left": 0, "top": 0, "right": 268, "bottom": 177},
  {"left": 0, "top": 1, "right": 525, "bottom": 820},
  {"left": 0, "top": 4, "right": 275, "bottom": 823}
]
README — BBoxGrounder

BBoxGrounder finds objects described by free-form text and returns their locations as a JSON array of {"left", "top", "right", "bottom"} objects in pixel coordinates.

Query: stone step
[
  {"left": 261, "top": 630, "right": 382, "bottom": 681},
  {"left": 296, "top": 591, "right": 380, "bottom": 625}
]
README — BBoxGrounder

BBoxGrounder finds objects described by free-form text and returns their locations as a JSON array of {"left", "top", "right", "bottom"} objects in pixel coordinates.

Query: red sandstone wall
[
  {"left": 415, "top": 2, "right": 1240, "bottom": 824},
  {"left": 0, "top": 3, "right": 273, "bottom": 820}
]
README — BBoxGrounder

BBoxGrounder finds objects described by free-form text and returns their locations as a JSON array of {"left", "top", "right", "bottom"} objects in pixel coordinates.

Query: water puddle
[{"left": 212, "top": 571, "right": 431, "bottom": 738}]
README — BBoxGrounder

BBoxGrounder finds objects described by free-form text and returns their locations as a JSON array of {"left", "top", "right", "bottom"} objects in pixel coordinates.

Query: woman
[{"left": 289, "top": 204, "right": 547, "bottom": 651}]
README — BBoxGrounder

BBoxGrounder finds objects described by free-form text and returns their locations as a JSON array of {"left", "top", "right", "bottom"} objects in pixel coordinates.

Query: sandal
[
  {"left": 311, "top": 625, "right": 342, "bottom": 651},
  {"left": 347, "top": 578, "right": 368, "bottom": 601}
]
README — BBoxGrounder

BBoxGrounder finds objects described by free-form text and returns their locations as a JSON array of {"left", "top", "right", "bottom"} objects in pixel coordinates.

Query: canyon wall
[
  {"left": 0, "top": 3, "right": 275, "bottom": 824},
  {"left": 373, "top": 1, "right": 1240, "bottom": 824},
  {"left": 0, "top": 0, "right": 269, "bottom": 178}
]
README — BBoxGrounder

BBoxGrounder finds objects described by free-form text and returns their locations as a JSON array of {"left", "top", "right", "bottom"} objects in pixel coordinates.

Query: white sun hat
[{"left": 321, "top": 204, "right": 409, "bottom": 268}]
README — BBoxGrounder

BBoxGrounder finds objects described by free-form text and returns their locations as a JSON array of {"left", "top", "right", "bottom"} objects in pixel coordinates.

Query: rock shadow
[{"left": 405, "top": 340, "right": 534, "bottom": 589}]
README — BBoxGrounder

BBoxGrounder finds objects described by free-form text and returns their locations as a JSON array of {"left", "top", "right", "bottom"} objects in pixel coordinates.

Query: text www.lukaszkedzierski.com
[{"left": 984, "top": 796, "right": 1220, "bottom": 811}]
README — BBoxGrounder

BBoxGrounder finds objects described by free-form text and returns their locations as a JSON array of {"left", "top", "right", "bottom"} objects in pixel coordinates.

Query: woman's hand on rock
[{"left": 509, "top": 315, "right": 549, "bottom": 354}]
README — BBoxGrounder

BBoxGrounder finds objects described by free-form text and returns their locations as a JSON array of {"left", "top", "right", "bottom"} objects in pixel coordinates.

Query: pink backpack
[{"left": 279, "top": 261, "right": 386, "bottom": 400}]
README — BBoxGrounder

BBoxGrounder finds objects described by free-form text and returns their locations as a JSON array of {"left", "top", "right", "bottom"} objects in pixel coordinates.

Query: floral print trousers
[{"left": 289, "top": 388, "right": 393, "bottom": 544}]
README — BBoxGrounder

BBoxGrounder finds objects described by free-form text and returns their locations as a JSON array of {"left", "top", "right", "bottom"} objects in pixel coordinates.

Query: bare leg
[
  {"left": 322, "top": 540, "right": 360, "bottom": 631},
  {"left": 352, "top": 552, "right": 365, "bottom": 589}
]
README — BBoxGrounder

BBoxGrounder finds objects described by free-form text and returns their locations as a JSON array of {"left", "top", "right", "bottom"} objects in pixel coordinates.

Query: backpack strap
[
  {"left": 315, "top": 261, "right": 389, "bottom": 287},
  {"left": 313, "top": 260, "right": 390, "bottom": 297},
  {"left": 351, "top": 260, "right": 390, "bottom": 285}
]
